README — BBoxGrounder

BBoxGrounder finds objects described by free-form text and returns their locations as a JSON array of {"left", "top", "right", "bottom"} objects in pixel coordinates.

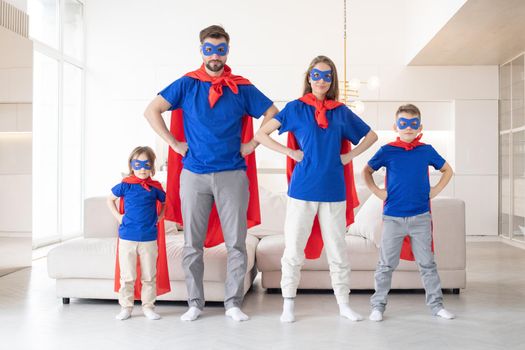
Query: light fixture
[{"left": 341, "top": 0, "right": 379, "bottom": 114}]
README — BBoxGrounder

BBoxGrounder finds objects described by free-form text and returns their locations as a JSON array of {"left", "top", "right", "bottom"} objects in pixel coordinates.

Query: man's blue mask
[
  {"left": 130, "top": 159, "right": 152, "bottom": 170},
  {"left": 309, "top": 68, "right": 333, "bottom": 83},
  {"left": 202, "top": 42, "right": 229, "bottom": 56},
  {"left": 396, "top": 117, "right": 421, "bottom": 130}
]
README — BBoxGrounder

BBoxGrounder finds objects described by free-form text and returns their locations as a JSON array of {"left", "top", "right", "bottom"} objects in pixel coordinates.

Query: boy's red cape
[
  {"left": 114, "top": 175, "right": 171, "bottom": 298},
  {"left": 387, "top": 134, "right": 435, "bottom": 261},
  {"left": 286, "top": 93, "right": 360, "bottom": 260},
  {"left": 164, "top": 64, "right": 261, "bottom": 247}
]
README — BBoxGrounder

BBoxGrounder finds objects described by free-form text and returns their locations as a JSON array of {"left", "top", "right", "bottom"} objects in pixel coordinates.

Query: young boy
[{"left": 363, "top": 104, "right": 455, "bottom": 321}]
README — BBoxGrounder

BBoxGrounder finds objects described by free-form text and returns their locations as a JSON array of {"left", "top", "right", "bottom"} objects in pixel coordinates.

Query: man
[{"left": 144, "top": 25, "right": 277, "bottom": 322}]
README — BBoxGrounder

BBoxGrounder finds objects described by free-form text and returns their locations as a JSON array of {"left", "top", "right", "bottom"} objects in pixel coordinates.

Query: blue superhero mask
[
  {"left": 201, "top": 42, "right": 229, "bottom": 56},
  {"left": 130, "top": 159, "right": 152, "bottom": 170},
  {"left": 309, "top": 68, "right": 333, "bottom": 83},
  {"left": 396, "top": 117, "right": 421, "bottom": 130}
]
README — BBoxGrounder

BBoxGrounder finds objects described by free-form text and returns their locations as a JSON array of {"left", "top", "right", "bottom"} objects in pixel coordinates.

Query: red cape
[
  {"left": 114, "top": 176, "right": 171, "bottom": 298},
  {"left": 164, "top": 65, "right": 261, "bottom": 247},
  {"left": 287, "top": 96, "right": 360, "bottom": 260},
  {"left": 387, "top": 135, "right": 435, "bottom": 261}
]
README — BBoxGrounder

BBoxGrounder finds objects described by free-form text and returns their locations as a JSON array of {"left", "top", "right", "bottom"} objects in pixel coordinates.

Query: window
[
  {"left": 29, "top": 0, "right": 84, "bottom": 247},
  {"left": 28, "top": 0, "right": 59, "bottom": 49}
]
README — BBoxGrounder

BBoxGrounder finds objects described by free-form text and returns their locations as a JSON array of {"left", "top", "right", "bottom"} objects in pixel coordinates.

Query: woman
[{"left": 255, "top": 56, "right": 377, "bottom": 322}]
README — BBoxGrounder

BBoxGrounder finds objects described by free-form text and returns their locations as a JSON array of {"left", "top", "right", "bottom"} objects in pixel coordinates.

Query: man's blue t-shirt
[
  {"left": 111, "top": 183, "right": 166, "bottom": 242},
  {"left": 275, "top": 100, "right": 371, "bottom": 202},
  {"left": 368, "top": 144, "right": 446, "bottom": 217},
  {"left": 159, "top": 76, "right": 273, "bottom": 174}
]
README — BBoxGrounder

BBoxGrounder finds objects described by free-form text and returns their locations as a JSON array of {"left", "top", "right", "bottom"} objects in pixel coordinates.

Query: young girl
[
  {"left": 107, "top": 146, "right": 169, "bottom": 320},
  {"left": 255, "top": 56, "right": 377, "bottom": 322}
]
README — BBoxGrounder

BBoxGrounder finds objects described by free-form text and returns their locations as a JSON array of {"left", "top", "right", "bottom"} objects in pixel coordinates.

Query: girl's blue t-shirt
[{"left": 111, "top": 183, "right": 166, "bottom": 242}]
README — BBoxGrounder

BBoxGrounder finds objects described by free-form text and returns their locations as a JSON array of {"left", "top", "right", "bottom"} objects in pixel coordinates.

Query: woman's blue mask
[{"left": 309, "top": 68, "right": 333, "bottom": 83}]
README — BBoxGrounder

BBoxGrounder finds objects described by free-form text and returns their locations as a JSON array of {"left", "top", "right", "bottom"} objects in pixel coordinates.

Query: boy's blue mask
[
  {"left": 396, "top": 117, "right": 421, "bottom": 130},
  {"left": 201, "top": 42, "right": 229, "bottom": 56},
  {"left": 309, "top": 68, "right": 333, "bottom": 83},
  {"left": 130, "top": 159, "right": 152, "bottom": 170}
]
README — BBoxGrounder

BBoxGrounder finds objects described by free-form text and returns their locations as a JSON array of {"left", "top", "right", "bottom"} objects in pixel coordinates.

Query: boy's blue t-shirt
[
  {"left": 111, "top": 183, "right": 166, "bottom": 242},
  {"left": 275, "top": 99, "right": 371, "bottom": 202},
  {"left": 367, "top": 144, "right": 446, "bottom": 217},
  {"left": 159, "top": 76, "right": 273, "bottom": 174}
]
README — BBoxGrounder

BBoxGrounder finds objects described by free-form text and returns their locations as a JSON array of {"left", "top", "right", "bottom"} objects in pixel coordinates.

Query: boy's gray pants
[
  {"left": 370, "top": 211, "right": 444, "bottom": 315},
  {"left": 180, "top": 168, "right": 249, "bottom": 310}
]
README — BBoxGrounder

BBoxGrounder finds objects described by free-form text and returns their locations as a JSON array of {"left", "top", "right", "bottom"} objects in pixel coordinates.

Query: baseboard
[{"left": 500, "top": 238, "right": 525, "bottom": 250}]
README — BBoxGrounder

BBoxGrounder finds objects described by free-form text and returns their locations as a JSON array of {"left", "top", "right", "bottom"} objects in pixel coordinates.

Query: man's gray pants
[
  {"left": 180, "top": 168, "right": 249, "bottom": 310},
  {"left": 370, "top": 211, "right": 444, "bottom": 315}
]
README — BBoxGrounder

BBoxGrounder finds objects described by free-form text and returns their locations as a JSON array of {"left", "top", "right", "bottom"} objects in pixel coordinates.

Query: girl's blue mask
[
  {"left": 396, "top": 117, "right": 421, "bottom": 130},
  {"left": 130, "top": 159, "right": 152, "bottom": 170},
  {"left": 309, "top": 68, "right": 333, "bottom": 83},
  {"left": 202, "top": 42, "right": 229, "bottom": 56}
]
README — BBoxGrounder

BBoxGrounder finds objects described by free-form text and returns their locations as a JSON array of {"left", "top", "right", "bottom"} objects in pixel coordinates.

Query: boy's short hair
[
  {"left": 199, "top": 25, "right": 230, "bottom": 44},
  {"left": 127, "top": 146, "right": 156, "bottom": 176},
  {"left": 396, "top": 104, "right": 421, "bottom": 119}
]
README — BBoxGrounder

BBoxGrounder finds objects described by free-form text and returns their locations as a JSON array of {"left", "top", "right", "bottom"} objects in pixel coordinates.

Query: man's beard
[{"left": 206, "top": 60, "right": 224, "bottom": 72}]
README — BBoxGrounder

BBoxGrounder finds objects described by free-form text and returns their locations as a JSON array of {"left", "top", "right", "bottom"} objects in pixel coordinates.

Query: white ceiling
[{"left": 409, "top": 0, "right": 525, "bottom": 65}]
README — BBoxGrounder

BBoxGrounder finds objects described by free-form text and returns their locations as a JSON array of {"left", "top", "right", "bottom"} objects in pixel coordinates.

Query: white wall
[
  {"left": 84, "top": 0, "right": 499, "bottom": 235},
  {"left": 0, "top": 26, "right": 32, "bottom": 237},
  {"left": 0, "top": 24, "right": 32, "bottom": 271}
]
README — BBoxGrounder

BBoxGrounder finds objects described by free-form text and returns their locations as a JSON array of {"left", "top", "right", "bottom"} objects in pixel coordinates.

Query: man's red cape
[
  {"left": 286, "top": 95, "right": 360, "bottom": 260},
  {"left": 114, "top": 176, "right": 171, "bottom": 298},
  {"left": 387, "top": 135, "right": 435, "bottom": 261},
  {"left": 163, "top": 65, "right": 261, "bottom": 247}
]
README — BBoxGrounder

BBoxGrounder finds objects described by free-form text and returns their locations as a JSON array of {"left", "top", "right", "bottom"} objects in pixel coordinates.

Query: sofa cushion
[
  {"left": 354, "top": 185, "right": 371, "bottom": 213},
  {"left": 256, "top": 234, "right": 380, "bottom": 271},
  {"left": 48, "top": 234, "right": 259, "bottom": 283},
  {"left": 84, "top": 197, "right": 119, "bottom": 239},
  {"left": 348, "top": 194, "right": 383, "bottom": 247},
  {"left": 248, "top": 187, "right": 287, "bottom": 238}
]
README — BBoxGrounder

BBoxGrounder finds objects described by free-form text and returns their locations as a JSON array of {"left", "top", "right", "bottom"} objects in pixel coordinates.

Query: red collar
[
  {"left": 121, "top": 175, "right": 164, "bottom": 192},
  {"left": 185, "top": 64, "right": 252, "bottom": 108},
  {"left": 298, "top": 93, "right": 343, "bottom": 129},
  {"left": 388, "top": 134, "right": 425, "bottom": 150}
]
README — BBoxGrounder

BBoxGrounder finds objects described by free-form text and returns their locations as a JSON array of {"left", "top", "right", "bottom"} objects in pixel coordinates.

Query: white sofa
[
  {"left": 47, "top": 197, "right": 258, "bottom": 304},
  {"left": 47, "top": 187, "right": 466, "bottom": 304},
  {"left": 253, "top": 187, "right": 466, "bottom": 292}
]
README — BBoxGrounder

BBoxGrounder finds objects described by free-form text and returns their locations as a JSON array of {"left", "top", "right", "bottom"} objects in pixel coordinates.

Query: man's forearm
[{"left": 144, "top": 109, "right": 178, "bottom": 148}]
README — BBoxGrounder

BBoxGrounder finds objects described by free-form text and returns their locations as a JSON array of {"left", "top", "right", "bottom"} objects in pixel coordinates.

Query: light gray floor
[
  {"left": 0, "top": 242, "right": 524, "bottom": 350},
  {"left": 0, "top": 237, "right": 32, "bottom": 277}
]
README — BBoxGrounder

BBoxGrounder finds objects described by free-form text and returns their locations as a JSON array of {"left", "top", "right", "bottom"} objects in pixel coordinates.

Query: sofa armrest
[
  {"left": 431, "top": 197, "right": 466, "bottom": 270},
  {"left": 84, "top": 197, "right": 119, "bottom": 238}
]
